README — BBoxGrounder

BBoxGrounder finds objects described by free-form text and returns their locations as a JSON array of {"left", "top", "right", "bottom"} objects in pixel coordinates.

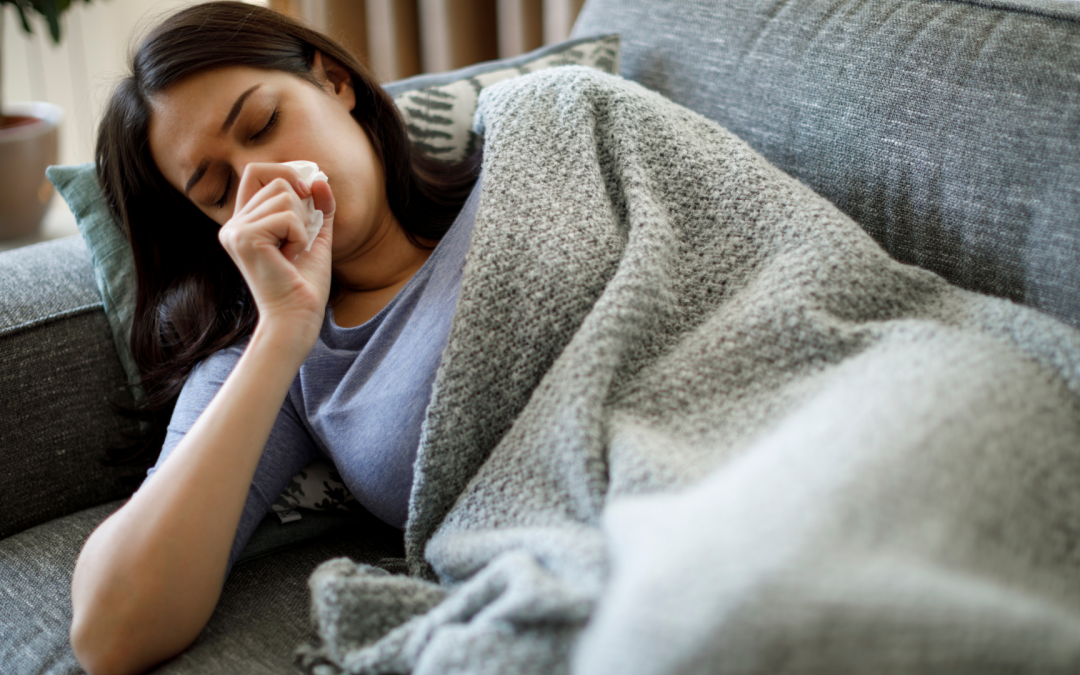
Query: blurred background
[{"left": 0, "top": 0, "right": 584, "bottom": 250}]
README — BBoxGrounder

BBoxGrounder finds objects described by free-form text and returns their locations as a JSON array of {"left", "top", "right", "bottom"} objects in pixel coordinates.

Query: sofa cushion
[
  {"left": 0, "top": 237, "right": 139, "bottom": 539},
  {"left": 43, "top": 166, "right": 142, "bottom": 395},
  {"left": 0, "top": 500, "right": 404, "bottom": 675},
  {"left": 383, "top": 32, "right": 620, "bottom": 161},
  {"left": 573, "top": 0, "right": 1080, "bottom": 329}
]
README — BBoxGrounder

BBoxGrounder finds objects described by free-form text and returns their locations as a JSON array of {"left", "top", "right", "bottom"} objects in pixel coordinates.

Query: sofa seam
[
  {"left": 0, "top": 302, "right": 104, "bottom": 339},
  {"left": 941, "top": 0, "right": 1080, "bottom": 24}
]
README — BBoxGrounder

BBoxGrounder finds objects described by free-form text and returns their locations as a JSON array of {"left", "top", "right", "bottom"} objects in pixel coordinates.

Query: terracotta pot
[{"left": 0, "top": 102, "right": 63, "bottom": 241}]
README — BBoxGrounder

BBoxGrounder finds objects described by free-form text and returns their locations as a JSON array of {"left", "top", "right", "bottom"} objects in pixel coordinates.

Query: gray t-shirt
[{"left": 143, "top": 175, "right": 482, "bottom": 572}]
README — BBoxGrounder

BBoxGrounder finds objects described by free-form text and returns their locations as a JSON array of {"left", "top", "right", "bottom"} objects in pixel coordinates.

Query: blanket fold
[{"left": 299, "top": 67, "right": 1080, "bottom": 675}]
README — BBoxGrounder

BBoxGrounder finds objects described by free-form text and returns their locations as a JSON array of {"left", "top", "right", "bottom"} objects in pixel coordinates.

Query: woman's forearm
[{"left": 69, "top": 321, "right": 314, "bottom": 675}]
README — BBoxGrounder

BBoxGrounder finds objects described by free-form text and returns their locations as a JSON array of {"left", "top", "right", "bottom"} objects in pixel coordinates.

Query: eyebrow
[
  {"left": 184, "top": 84, "right": 261, "bottom": 196},
  {"left": 222, "top": 84, "right": 260, "bottom": 133}
]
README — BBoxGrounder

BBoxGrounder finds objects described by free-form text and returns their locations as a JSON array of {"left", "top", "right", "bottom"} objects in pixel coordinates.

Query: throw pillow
[
  {"left": 385, "top": 33, "right": 620, "bottom": 162},
  {"left": 271, "top": 458, "right": 360, "bottom": 516},
  {"left": 45, "top": 164, "right": 142, "bottom": 398},
  {"left": 47, "top": 32, "right": 622, "bottom": 514}
]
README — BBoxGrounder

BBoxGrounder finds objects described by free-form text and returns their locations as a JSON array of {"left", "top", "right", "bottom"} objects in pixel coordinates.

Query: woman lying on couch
[
  {"left": 69, "top": 1, "right": 1080, "bottom": 674},
  {"left": 70, "top": 2, "right": 482, "bottom": 673}
]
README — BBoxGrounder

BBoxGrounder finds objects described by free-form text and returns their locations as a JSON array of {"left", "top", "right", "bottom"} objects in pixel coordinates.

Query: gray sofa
[{"left": 2, "top": 0, "right": 1078, "bottom": 672}]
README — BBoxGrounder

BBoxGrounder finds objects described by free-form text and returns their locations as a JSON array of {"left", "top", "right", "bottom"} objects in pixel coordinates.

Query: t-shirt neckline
[{"left": 325, "top": 174, "right": 481, "bottom": 334}]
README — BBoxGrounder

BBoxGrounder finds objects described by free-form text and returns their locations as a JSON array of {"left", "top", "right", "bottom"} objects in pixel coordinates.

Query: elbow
[
  {"left": 68, "top": 511, "right": 216, "bottom": 674},
  {"left": 70, "top": 598, "right": 177, "bottom": 675},
  {"left": 69, "top": 583, "right": 206, "bottom": 675},
  {"left": 70, "top": 611, "right": 139, "bottom": 675}
]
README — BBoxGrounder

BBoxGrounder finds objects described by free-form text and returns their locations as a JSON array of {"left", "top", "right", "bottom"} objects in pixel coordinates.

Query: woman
[
  {"left": 66, "top": 1, "right": 1080, "bottom": 672},
  {"left": 69, "top": 3, "right": 481, "bottom": 673}
]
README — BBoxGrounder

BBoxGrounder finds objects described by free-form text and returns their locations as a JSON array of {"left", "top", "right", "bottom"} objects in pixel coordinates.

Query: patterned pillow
[
  {"left": 47, "top": 33, "right": 621, "bottom": 520},
  {"left": 387, "top": 33, "right": 620, "bottom": 162},
  {"left": 271, "top": 458, "right": 360, "bottom": 521}
]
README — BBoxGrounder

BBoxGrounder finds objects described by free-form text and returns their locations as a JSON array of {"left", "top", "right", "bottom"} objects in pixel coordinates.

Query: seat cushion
[
  {"left": 0, "top": 501, "right": 405, "bottom": 675},
  {"left": 572, "top": 0, "right": 1080, "bottom": 329}
]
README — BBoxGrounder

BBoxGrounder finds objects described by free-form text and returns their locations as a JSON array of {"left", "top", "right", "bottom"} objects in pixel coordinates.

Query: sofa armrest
[{"left": 0, "top": 236, "right": 139, "bottom": 539}]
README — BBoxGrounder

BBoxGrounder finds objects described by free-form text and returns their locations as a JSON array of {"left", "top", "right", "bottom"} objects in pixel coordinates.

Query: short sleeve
[{"left": 140, "top": 338, "right": 321, "bottom": 577}]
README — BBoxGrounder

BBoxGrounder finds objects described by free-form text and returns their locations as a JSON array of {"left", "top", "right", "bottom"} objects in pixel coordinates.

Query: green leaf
[
  {"left": 39, "top": 0, "right": 61, "bottom": 43},
  {"left": 3, "top": 0, "right": 94, "bottom": 43},
  {"left": 12, "top": 1, "right": 34, "bottom": 35}
]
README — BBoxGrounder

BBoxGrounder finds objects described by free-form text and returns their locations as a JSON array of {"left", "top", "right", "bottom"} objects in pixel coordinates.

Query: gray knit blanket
[{"left": 298, "top": 67, "right": 1080, "bottom": 674}]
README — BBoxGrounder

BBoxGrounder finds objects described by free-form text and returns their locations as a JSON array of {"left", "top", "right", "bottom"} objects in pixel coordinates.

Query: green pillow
[
  {"left": 46, "top": 163, "right": 142, "bottom": 397},
  {"left": 47, "top": 33, "right": 622, "bottom": 514}
]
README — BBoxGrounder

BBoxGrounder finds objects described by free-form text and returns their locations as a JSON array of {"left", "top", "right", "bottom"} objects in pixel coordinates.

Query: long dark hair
[{"left": 97, "top": 1, "right": 482, "bottom": 467}]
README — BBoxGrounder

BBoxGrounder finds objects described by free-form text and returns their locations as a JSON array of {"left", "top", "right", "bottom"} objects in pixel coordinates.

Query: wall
[
  {"left": 2, "top": 0, "right": 202, "bottom": 167},
  {"left": 0, "top": 0, "right": 241, "bottom": 247}
]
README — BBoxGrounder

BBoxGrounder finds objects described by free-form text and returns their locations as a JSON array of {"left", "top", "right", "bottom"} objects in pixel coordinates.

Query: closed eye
[
  {"left": 215, "top": 172, "right": 232, "bottom": 210},
  {"left": 213, "top": 109, "right": 279, "bottom": 209},
  {"left": 250, "top": 109, "right": 279, "bottom": 142}
]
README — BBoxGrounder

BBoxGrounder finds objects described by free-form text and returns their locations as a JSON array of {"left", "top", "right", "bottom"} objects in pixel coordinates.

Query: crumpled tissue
[{"left": 282, "top": 160, "right": 328, "bottom": 251}]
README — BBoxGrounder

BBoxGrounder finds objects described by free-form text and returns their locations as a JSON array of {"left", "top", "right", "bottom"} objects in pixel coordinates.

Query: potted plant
[{"left": 0, "top": 0, "right": 90, "bottom": 240}]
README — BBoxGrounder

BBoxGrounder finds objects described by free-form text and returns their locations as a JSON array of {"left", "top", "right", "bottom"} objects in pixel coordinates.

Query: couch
[{"left": 2, "top": 0, "right": 1078, "bottom": 672}]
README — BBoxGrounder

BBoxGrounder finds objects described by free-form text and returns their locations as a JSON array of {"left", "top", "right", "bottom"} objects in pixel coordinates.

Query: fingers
[
  {"left": 234, "top": 178, "right": 305, "bottom": 223},
  {"left": 235, "top": 163, "right": 310, "bottom": 215},
  {"left": 227, "top": 178, "right": 307, "bottom": 255},
  {"left": 211, "top": 164, "right": 334, "bottom": 332},
  {"left": 309, "top": 179, "right": 335, "bottom": 222},
  {"left": 240, "top": 190, "right": 304, "bottom": 226},
  {"left": 218, "top": 207, "right": 307, "bottom": 267},
  {"left": 302, "top": 179, "right": 336, "bottom": 254},
  {"left": 219, "top": 164, "right": 335, "bottom": 281},
  {"left": 279, "top": 229, "right": 311, "bottom": 262}
]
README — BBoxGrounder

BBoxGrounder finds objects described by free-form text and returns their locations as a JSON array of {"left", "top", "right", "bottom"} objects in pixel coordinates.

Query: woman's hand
[{"left": 217, "top": 162, "right": 336, "bottom": 344}]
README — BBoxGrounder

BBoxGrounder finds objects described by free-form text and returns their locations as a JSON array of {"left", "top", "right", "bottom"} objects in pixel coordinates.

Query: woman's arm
[
  {"left": 69, "top": 165, "right": 335, "bottom": 675},
  {"left": 69, "top": 324, "right": 311, "bottom": 675}
]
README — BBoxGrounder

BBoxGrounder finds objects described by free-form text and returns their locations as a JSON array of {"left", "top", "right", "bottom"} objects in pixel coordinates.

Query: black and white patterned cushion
[
  {"left": 389, "top": 34, "right": 620, "bottom": 162},
  {"left": 271, "top": 459, "right": 360, "bottom": 515}
]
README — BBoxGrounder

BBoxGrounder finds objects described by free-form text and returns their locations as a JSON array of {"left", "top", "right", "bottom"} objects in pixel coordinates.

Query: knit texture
[{"left": 299, "top": 67, "right": 1080, "bottom": 674}]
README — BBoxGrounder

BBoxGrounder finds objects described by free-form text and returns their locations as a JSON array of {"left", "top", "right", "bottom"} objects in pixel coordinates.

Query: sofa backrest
[{"left": 572, "top": 0, "right": 1080, "bottom": 330}]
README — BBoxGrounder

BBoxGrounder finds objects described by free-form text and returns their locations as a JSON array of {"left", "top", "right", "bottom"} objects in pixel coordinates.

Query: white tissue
[{"left": 282, "top": 160, "right": 328, "bottom": 251}]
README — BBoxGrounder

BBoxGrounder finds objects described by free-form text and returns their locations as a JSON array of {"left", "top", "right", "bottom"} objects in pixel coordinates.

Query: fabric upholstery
[
  {"left": 0, "top": 237, "right": 138, "bottom": 539},
  {"left": 0, "top": 501, "right": 404, "bottom": 675},
  {"left": 572, "top": 0, "right": 1080, "bottom": 329},
  {"left": 0, "top": 234, "right": 99, "bottom": 330}
]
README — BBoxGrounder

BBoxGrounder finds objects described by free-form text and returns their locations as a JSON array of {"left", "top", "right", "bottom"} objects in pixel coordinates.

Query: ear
[{"left": 312, "top": 50, "right": 357, "bottom": 112}]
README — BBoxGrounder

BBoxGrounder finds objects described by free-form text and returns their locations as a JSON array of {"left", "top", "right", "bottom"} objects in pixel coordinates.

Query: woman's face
[{"left": 148, "top": 53, "right": 392, "bottom": 260}]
